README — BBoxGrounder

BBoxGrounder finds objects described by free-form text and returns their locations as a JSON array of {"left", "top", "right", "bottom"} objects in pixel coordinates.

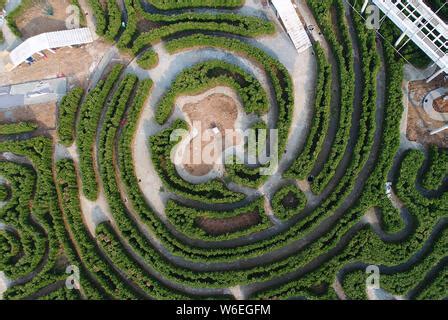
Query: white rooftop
[
  {"left": 372, "top": 0, "right": 447, "bottom": 74},
  {"left": 271, "top": 0, "right": 312, "bottom": 54},
  {"left": 7, "top": 28, "right": 93, "bottom": 70}
]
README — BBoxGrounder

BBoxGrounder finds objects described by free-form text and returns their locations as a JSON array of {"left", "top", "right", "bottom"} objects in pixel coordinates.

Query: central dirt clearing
[{"left": 181, "top": 92, "right": 241, "bottom": 177}]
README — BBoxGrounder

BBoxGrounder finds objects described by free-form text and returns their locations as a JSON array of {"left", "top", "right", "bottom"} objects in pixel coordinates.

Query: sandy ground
[
  {"left": 1, "top": 41, "right": 111, "bottom": 88},
  {"left": 366, "top": 287, "right": 404, "bottom": 300},
  {"left": 332, "top": 278, "right": 347, "bottom": 300},
  {"left": 228, "top": 285, "right": 245, "bottom": 300},
  {"left": 66, "top": 144, "right": 113, "bottom": 236},
  {"left": 0, "top": 102, "right": 56, "bottom": 129},
  {"left": 16, "top": 0, "right": 73, "bottom": 39},
  {"left": 0, "top": 271, "right": 9, "bottom": 300},
  {"left": 0, "top": 271, "right": 11, "bottom": 300},
  {"left": 182, "top": 93, "right": 239, "bottom": 176},
  {"left": 406, "top": 75, "right": 448, "bottom": 148},
  {"left": 197, "top": 211, "right": 260, "bottom": 236},
  {"left": 434, "top": 96, "right": 448, "bottom": 113}
]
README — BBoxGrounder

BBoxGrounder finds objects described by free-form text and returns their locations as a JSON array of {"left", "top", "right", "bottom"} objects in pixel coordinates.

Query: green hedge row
[
  {"left": 0, "top": 137, "right": 101, "bottom": 300},
  {"left": 76, "top": 64, "right": 123, "bottom": 201},
  {"left": 224, "top": 120, "right": 270, "bottom": 188},
  {"left": 0, "top": 162, "right": 45, "bottom": 281},
  {"left": 95, "top": 223, "right": 192, "bottom": 299},
  {"left": 150, "top": 119, "right": 245, "bottom": 203},
  {"left": 340, "top": 149, "right": 448, "bottom": 299},
  {"left": 57, "top": 87, "right": 84, "bottom": 146},
  {"left": 56, "top": 159, "right": 138, "bottom": 299},
  {"left": 104, "top": 0, "right": 122, "bottom": 41},
  {"left": 249, "top": 4, "right": 410, "bottom": 299},
  {"left": 306, "top": 0, "right": 355, "bottom": 194},
  {"left": 285, "top": 43, "right": 332, "bottom": 179},
  {"left": 165, "top": 197, "right": 271, "bottom": 241},
  {"left": 131, "top": 19, "right": 274, "bottom": 55},
  {"left": 97, "top": 75, "right": 232, "bottom": 294},
  {"left": 421, "top": 145, "right": 448, "bottom": 190},
  {"left": 0, "top": 229, "right": 21, "bottom": 270},
  {"left": 155, "top": 59, "right": 268, "bottom": 124},
  {"left": 37, "top": 286, "right": 81, "bottom": 300},
  {"left": 88, "top": 0, "right": 108, "bottom": 36},
  {"left": 0, "top": 122, "right": 37, "bottom": 135},
  {"left": 117, "top": 0, "right": 138, "bottom": 49},
  {"left": 135, "top": 0, "right": 272, "bottom": 30},
  {"left": 415, "top": 265, "right": 448, "bottom": 300},
  {"left": 0, "top": 184, "right": 8, "bottom": 201},
  {"left": 271, "top": 184, "right": 307, "bottom": 221},
  {"left": 146, "top": 0, "right": 243, "bottom": 10}
]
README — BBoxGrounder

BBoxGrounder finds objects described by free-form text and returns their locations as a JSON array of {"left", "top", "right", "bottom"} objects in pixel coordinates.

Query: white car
[{"left": 385, "top": 182, "right": 393, "bottom": 197}]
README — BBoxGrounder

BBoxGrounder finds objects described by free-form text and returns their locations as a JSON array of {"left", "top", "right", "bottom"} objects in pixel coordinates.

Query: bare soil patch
[
  {"left": 281, "top": 191, "right": 300, "bottom": 209},
  {"left": 406, "top": 76, "right": 448, "bottom": 148},
  {"left": 433, "top": 95, "right": 448, "bottom": 113},
  {"left": 196, "top": 211, "right": 260, "bottom": 236},
  {"left": 1, "top": 41, "right": 111, "bottom": 88},
  {"left": 0, "top": 102, "right": 56, "bottom": 137},
  {"left": 16, "top": 0, "right": 72, "bottom": 39},
  {"left": 182, "top": 93, "right": 240, "bottom": 176}
]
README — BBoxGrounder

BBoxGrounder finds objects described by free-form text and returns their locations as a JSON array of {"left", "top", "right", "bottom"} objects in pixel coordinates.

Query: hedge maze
[{"left": 0, "top": 0, "right": 446, "bottom": 300}]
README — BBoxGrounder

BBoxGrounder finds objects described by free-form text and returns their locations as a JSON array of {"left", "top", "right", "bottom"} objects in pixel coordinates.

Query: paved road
[{"left": 0, "top": 78, "right": 66, "bottom": 109}]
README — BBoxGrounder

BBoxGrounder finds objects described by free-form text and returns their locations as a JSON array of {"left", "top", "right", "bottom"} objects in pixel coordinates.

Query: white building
[
  {"left": 271, "top": 0, "right": 312, "bottom": 54},
  {"left": 363, "top": 0, "right": 447, "bottom": 82},
  {"left": 1, "top": 28, "right": 93, "bottom": 71}
]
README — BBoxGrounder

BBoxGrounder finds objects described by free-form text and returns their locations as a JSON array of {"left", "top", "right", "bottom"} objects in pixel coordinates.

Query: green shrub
[
  {"left": 104, "top": 0, "right": 122, "bottom": 41},
  {"left": 76, "top": 64, "right": 123, "bottom": 200},
  {"left": 57, "top": 87, "right": 84, "bottom": 146},
  {"left": 0, "top": 122, "right": 37, "bottom": 135},
  {"left": 117, "top": 0, "right": 138, "bottom": 49},
  {"left": 271, "top": 184, "right": 307, "bottom": 221},
  {"left": 147, "top": 0, "right": 243, "bottom": 10},
  {"left": 0, "top": 185, "right": 9, "bottom": 201},
  {"left": 421, "top": 145, "right": 448, "bottom": 190},
  {"left": 136, "top": 49, "right": 159, "bottom": 69},
  {"left": 285, "top": 43, "right": 331, "bottom": 179},
  {"left": 88, "top": 0, "right": 108, "bottom": 35}
]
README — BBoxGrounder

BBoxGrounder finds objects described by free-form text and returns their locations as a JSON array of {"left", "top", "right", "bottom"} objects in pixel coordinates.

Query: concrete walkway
[
  {"left": 0, "top": 77, "right": 67, "bottom": 109},
  {"left": 423, "top": 88, "right": 448, "bottom": 122}
]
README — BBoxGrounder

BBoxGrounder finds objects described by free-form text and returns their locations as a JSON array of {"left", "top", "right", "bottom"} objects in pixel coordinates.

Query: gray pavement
[{"left": 0, "top": 77, "right": 66, "bottom": 109}]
